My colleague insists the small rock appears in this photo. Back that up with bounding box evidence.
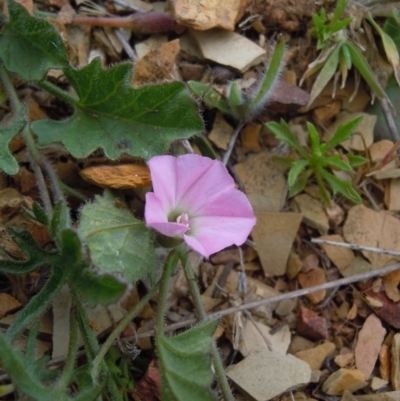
[298,267,326,304]
[297,307,328,341]
[322,368,368,395]
[370,377,389,391]
[295,342,336,370]
[334,351,354,368]
[288,335,315,355]
[226,350,311,401]
[355,314,386,379]
[379,344,391,382]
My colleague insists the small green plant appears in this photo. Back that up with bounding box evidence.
[266,116,366,206]
[188,40,286,121]
[301,0,400,106]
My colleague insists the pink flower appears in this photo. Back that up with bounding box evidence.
[145,154,256,258]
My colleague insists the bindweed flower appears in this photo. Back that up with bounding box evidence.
[145,154,256,258]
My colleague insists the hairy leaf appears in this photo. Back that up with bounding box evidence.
[33,59,203,160]
[0,229,56,274]
[71,271,126,306]
[0,0,68,80]
[187,81,230,114]
[0,110,26,175]
[78,190,156,283]
[157,320,218,401]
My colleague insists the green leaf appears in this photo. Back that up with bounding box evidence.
[307,44,341,106]
[248,41,285,113]
[320,169,362,203]
[266,120,309,158]
[187,81,230,114]
[324,154,353,172]
[0,109,26,175]
[78,190,156,283]
[0,331,51,401]
[306,122,321,153]
[31,202,49,226]
[0,0,68,81]
[330,0,348,26]
[347,153,367,167]
[192,135,217,159]
[326,115,363,150]
[50,201,70,240]
[33,59,203,160]
[346,42,387,99]
[288,160,309,188]
[157,320,218,401]
[71,271,126,306]
[0,229,56,274]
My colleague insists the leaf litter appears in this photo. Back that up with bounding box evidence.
[3,0,400,400]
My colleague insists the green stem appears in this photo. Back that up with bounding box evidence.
[22,125,53,217]
[59,182,89,201]
[36,80,79,105]
[71,286,123,401]
[0,63,21,112]
[40,157,64,203]
[155,250,180,335]
[180,248,235,401]
[91,283,160,382]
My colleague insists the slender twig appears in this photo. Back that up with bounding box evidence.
[222,122,245,166]
[379,97,400,143]
[91,283,160,381]
[312,238,400,257]
[182,250,235,401]
[114,29,137,61]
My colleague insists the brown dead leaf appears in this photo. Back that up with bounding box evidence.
[132,39,180,86]
[252,212,302,277]
[319,234,355,274]
[80,163,151,189]
[343,205,400,268]
[208,113,233,150]
[234,152,287,212]
[355,314,386,379]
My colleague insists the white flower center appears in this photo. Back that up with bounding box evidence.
[176,213,190,228]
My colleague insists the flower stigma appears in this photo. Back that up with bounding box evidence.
[176,213,190,228]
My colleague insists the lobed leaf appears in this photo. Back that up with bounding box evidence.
[266,120,309,158]
[288,160,309,188]
[325,115,363,150]
[320,169,362,203]
[0,0,68,81]
[324,154,353,172]
[157,320,218,401]
[0,109,26,175]
[32,59,203,160]
[78,190,156,283]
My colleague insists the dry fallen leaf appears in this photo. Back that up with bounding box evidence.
[80,163,151,189]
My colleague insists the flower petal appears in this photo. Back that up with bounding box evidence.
[145,193,168,225]
[147,155,177,213]
[184,188,256,258]
[149,222,189,238]
[174,155,235,213]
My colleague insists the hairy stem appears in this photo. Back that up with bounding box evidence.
[181,249,235,401]
[91,283,160,382]
[36,80,79,105]
[0,63,21,112]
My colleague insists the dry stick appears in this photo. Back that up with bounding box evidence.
[129,260,400,341]
[380,97,400,143]
[2,258,397,380]
[222,122,245,166]
[311,238,400,257]
[114,29,137,61]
